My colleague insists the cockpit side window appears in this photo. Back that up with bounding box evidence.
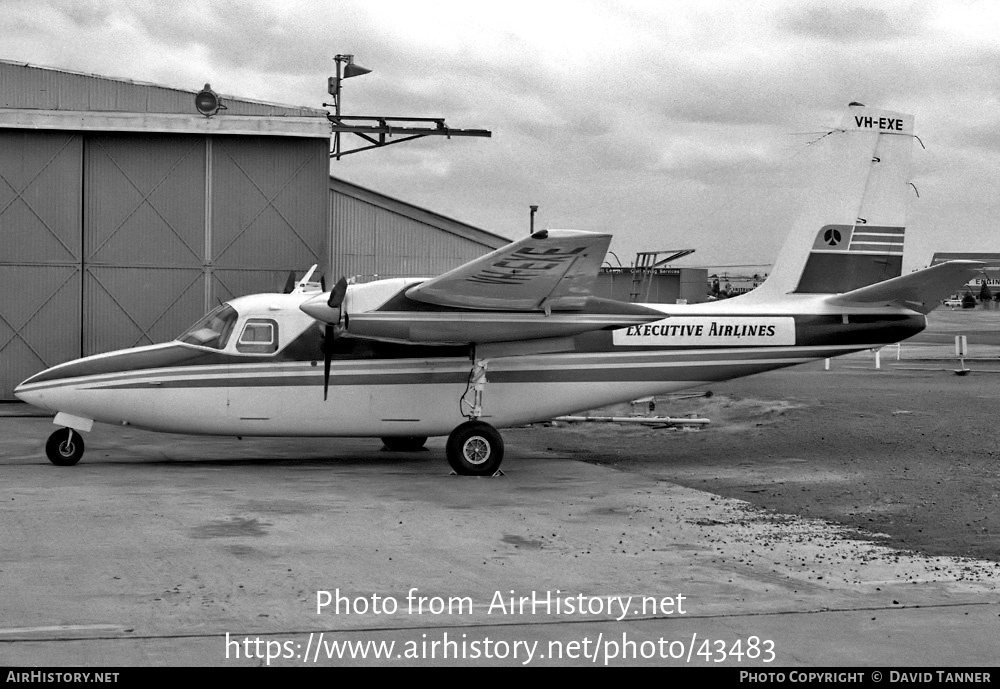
[236,319,279,354]
[176,305,239,350]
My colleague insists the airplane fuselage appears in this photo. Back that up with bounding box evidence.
[15,293,924,439]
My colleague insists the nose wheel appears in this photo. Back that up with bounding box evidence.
[446,421,504,476]
[45,428,85,466]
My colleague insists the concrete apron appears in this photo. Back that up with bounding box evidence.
[1,418,997,666]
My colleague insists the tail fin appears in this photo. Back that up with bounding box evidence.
[747,105,914,299]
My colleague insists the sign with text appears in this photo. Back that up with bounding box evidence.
[613,317,796,347]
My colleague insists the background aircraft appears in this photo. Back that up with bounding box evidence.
[15,105,981,475]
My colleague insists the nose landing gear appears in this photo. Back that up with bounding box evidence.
[45,428,85,466]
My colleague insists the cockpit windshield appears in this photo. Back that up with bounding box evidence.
[176,304,239,350]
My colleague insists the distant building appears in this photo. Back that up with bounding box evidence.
[597,266,708,304]
[705,266,771,298]
[930,253,1000,297]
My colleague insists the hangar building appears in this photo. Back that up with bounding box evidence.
[0,60,507,399]
[596,267,707,304]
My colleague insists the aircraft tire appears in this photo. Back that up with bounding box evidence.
[446,421,504,476]
[45,428,85,466]
[381,436,428,452]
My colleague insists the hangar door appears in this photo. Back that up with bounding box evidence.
[0,132,83,402]
[85,135,328,355]
[84,134,208,355]
[0,132,328,399]
[84,134,327,357]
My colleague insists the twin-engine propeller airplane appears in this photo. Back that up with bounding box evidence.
[15,105,982,475]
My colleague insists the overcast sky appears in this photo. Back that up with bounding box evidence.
[3,0,998,272]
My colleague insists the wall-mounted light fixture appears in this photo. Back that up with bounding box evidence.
[194,84,224,117]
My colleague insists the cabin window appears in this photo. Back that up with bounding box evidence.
[176,305,239,350]
[236,319,279,354]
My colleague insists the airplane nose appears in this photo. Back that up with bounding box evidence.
[13,381,49,411]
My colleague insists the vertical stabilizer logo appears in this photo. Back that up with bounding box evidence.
[812,225,904,256]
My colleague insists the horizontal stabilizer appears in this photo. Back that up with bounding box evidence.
[826,260,983,313]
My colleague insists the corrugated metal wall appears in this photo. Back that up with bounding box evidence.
[0,131,83,398]
[329,193,502,280]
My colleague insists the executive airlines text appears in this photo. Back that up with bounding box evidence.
[614,317,795,347]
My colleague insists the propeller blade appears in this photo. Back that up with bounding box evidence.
[328,276,348,309]
[323,324,334,401]
[282,270,297,294]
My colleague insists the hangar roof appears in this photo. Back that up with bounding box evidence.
[329,176,510,250]
[0,58,326,116]
[0,58,330,138]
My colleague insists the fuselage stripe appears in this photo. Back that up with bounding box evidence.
[24,351,866,392]
[16,343,888,394]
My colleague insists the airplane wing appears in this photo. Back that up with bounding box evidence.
[300,229,666,345]
[826,260,984,313]
[405,229,611,311]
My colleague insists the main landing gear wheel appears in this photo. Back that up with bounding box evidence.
[45,428,85,466]
[381,436,428,452]
[446,421,504,476]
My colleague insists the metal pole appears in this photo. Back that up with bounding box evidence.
[333,56,344,159]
